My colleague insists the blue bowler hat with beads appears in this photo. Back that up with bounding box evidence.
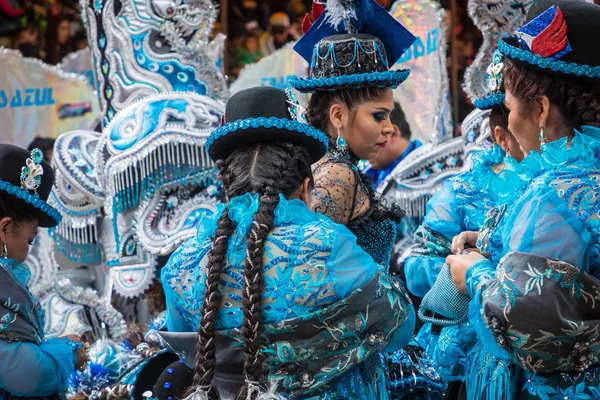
[289,0,416,93]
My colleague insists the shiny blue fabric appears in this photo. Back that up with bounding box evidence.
[405,145,507,299]
[161,193,415,398]
[465,126,600,399]
[0,258,77,398]
[407,144,546,386]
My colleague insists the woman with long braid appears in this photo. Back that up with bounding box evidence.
[156,87,414,400]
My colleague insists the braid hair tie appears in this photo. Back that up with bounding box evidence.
[243,380,287,400]
[182,385,214,400]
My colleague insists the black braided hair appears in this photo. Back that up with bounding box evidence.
[186,160,234,400]
[186,141,313,400]
[504,60,600,131]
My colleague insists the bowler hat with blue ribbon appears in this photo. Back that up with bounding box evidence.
[206,86,328,163]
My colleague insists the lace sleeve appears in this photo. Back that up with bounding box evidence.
[310,158,370,224]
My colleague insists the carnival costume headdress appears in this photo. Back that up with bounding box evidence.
[497,0,600,80]
[0,144,61,227]
[289,0,416,93]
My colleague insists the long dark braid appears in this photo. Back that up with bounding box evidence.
[186,142,313,400]
[186,160,234,400]
[235,186,280,400]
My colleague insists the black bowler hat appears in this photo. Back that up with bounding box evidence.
[289,0,415,93]
[497,0,600,79]
[206,86,328,163]
[0,144,61,227]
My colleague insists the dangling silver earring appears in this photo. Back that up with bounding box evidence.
[335,126,349,159]
[539,125,548,145]
[1,244,7,259]
[506,148,511,158]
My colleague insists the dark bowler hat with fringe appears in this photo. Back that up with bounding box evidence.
[497,0,600,80]
[0,144,61,227]
[289,0,416,93]
[206,86,328,163]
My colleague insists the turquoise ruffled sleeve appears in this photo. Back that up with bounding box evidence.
[404,180,471,298]
[329,223,415,350]
[328,223,381,298]
[0,338,76,396]
[162,234,212,333]
[497,182,596,272]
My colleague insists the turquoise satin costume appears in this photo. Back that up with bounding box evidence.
[463,126,600,399]
[0,258,78,399]
[161,193,415,399]
[404,145,507,299]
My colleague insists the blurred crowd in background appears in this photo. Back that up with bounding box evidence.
[0,0,481,120]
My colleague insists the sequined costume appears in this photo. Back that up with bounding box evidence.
[460,126,600,399]
[403,144,532,385]
[0,258,79,400]
[404,144,506,300]
[161,193,415,399]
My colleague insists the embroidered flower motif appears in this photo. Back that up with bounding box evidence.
[285,88,307,123]
[486,58,505,93]
[20,148,45,195]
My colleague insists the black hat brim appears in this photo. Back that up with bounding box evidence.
[207,118,328,163]
[0,186,61,228]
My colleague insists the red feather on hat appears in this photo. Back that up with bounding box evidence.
[531,6,568,58]
[302,2,326,34]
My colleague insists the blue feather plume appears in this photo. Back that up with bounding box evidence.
[324,0,374,32]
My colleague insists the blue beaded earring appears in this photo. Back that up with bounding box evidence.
[335,126,350,159]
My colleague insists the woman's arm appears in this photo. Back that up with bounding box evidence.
[0,338,76,396]
[466,252,600,374]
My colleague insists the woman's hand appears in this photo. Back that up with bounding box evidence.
[451,231,479,254]
[446,252,484,294]
[63,335,89,370]
[74,345,89,370]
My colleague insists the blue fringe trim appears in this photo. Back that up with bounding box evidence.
[466,341,517,400]
[289,70,411,93]
[468,294,510,361]
[0,178,62,225]
[498,39,600,79]
[206,117,329,155]
[474,92,506,110]
[55,237,103,265]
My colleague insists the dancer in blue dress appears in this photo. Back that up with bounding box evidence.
[403,46,528,398]
[0,144,89,399]
[445,0,600,398]
[158,87,414,400]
